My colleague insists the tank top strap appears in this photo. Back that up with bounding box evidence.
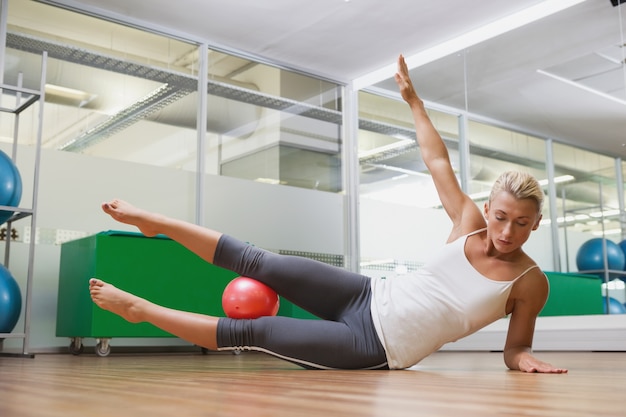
[464,228,541,282]
[512,264,540,281]
[466,227,487,238]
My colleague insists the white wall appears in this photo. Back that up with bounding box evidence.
[360,198,556,271]
[360,199,451,263]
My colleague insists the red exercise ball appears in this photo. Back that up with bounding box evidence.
[222,276,280,319]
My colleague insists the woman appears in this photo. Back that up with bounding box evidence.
[89,55,566,373]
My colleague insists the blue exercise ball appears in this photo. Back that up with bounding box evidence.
[0,150,22,225]
[576,238,625,272]
[603,297,626,314]
[0,264,21,333]
[619,240,626,281]
[619,240,626,265]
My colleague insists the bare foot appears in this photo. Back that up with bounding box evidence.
[89,278,145,323]
[101,199,162,237]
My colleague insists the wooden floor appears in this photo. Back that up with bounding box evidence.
[0,350,624,417]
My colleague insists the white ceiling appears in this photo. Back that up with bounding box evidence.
[43,0,626,159]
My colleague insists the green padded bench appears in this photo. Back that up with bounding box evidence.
[56,231,317,356]
[540,271,604,316]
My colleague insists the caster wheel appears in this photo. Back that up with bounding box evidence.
[95,339,111,357]
[69,338,84,356]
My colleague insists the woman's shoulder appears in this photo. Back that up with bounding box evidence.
[512,264,548,295]
[446,222,487,243]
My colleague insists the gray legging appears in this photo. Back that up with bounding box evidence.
[213,235,389,370]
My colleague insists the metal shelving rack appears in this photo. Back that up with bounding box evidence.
[0,51,46,358]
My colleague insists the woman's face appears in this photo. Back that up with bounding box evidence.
[484,191,542,253]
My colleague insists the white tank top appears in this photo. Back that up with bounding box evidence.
[370,228,540,369]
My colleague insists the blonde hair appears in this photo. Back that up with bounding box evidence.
[489,171,544,213]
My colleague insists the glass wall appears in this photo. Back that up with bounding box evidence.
[357,87,626,313]
[553,143,620,268]
[4,1,343,194]
[4,1,200,169]
[553,142,625,308]
[205,49,342,192]
[467,121,551,269]
[357,95,556,274]
[358,90,459,278]
[357,1,625,321]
